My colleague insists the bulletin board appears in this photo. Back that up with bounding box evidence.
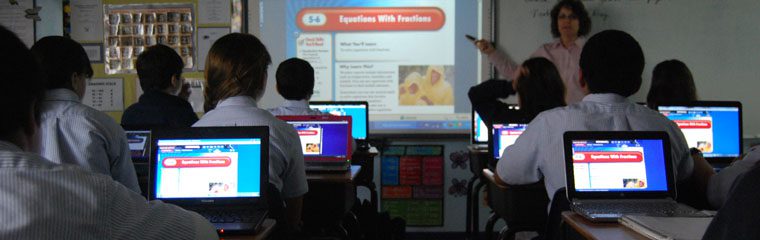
[66,0,243,121]
[381,145,445,226]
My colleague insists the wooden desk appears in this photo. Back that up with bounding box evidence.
[220,218,276,240]
[561,212,647,240]
[306,165,361,183]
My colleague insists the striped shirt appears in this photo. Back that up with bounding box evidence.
[497,94,694,202]
[194,96,308,199]
[0,141,217,239]
[37,89,140,193]
[268,99,325,116]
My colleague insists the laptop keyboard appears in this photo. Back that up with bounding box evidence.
[577,201,697,216]
[189,208,264,223]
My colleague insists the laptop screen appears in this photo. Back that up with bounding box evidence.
[279,116,352,162]
[310,101,368,140]
[569,138,669,193]
[491,123,527,160]
[126,130,150,160]
[472,111,488,144]
[153,138,263,199]
[657,103,741,159]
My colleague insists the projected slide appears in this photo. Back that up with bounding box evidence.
[279,0,478,133]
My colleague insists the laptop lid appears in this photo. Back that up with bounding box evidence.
[489,122,528,162]
[148,127,269,208]
[277,115,353,164]
[563,131,676,200]
[472,111,488,144]
[657,101,742,163]
[126,130,151,163]
[309,101,368,140]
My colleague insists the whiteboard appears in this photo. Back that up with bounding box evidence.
[496,0,760,136]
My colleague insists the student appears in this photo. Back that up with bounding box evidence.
[473,0,591,104]
[268,57,324,116]
[646,59,698,109]
[122,44,198,128]
[31,36,140,193]
[491,30,701,238]
[193,33,308,230]
[0,25,216,239]
[706,146,760,208]
[702,162,760,239]
[469,57,566,126]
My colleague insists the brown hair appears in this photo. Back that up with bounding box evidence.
[204,33,271,112]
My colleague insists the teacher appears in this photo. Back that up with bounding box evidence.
[475,0,591,104]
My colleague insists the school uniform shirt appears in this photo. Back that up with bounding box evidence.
[267,99,325,116]
[194,96,308,199]
[121,90,199,128]
[0,141,217,239]
[496,93,694,203]
[707,146,760,208]
[37,89,140,193]
[487,37,586,104]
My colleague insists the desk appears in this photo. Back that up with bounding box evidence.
[466,145,490,239]
[561,212,647,240]
[220,218,276,240]
[303,165,362,238]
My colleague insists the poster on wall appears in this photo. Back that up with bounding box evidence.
[103,3,195,74]
[381,145,444,226]
[82,78,124,111]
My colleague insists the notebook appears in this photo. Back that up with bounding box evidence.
[277,115,353,171]
[489,122,528,165]
[149,126,269,234]
[563,131,704,222]
[310,101,369,148]
[657,101,742,164]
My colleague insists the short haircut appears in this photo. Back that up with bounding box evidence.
[516,57,566,119]
[0,26,45,138]
[136,44,184,92]
[579,30,645,97]
[276,58,314,100]
[550,0,592,38]
[30,36,93,90]
[204,33,272,112]
[647,59,698,109]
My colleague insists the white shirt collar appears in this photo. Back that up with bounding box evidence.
[44,89,80,102]
[282,99,310,108]
[581,93,629,103]
[216,96,258,108]
[0,140,23,152]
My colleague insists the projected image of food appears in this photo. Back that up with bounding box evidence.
[398,65,454,106]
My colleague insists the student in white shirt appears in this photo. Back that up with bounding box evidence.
[193,33,308,231]
[491,30,710,238]
[30,36,140,193]
[0,25,216,239]
[268,58,325,116]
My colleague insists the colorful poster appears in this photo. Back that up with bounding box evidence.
[381,145,444,226]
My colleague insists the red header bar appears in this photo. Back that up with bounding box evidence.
[572,151,643,163]
[296,7,445,32]
[297,130,319,136]
[162,157,231,168]
[501,130,524,136]
[674,120,712,129]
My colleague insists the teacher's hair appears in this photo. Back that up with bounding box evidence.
[550,0,592,38]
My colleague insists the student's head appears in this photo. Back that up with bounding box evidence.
[516,57,566,119]
[203,33,271,112]
[550,0,591,38]
[0,26,45,149]
[579,30,644,97]
[275,58,314,100]
[30,36,93,97]
[136,44,184,94]
[646,59,698,109]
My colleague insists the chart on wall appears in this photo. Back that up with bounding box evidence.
[103,3,195,74]
[381,145,444,226]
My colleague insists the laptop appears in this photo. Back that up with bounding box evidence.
[489,122,528,166]
[472,104,520,149]
[563,131,704,222]
[657,101,742,164]
[310,101,369,148]
[149,127,269,234]
[277,115,353,171]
